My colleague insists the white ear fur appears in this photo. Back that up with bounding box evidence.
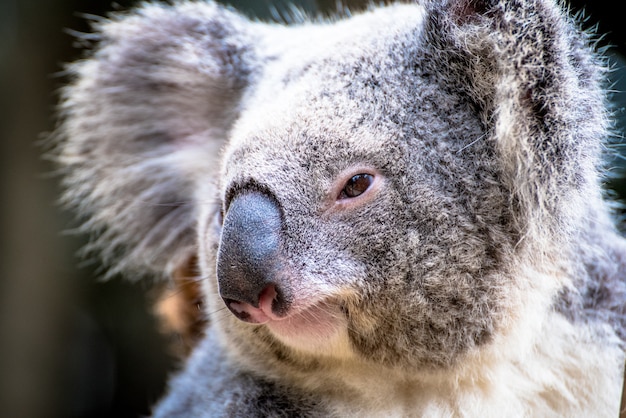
[55,2,259,279]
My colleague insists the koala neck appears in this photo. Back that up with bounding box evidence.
[219,294,623,417]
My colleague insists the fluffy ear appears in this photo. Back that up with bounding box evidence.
[54,2,259,279]
[424,0,608,242]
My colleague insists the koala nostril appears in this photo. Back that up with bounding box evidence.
[222,298,254,322]
[257,284,285,317]
[264,285,289,317]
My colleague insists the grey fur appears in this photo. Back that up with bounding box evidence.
[54,0,626,416]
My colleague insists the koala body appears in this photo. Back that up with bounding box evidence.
[56,0,626,416]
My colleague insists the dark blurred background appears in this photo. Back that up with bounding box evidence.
[0,1,625,417]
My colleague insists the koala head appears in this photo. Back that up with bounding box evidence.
[55,0,616,378]
[202,9,516,369]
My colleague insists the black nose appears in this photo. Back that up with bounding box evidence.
[216,192,289,321]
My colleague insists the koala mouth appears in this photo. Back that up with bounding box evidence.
[227,287,347,351]
[265,304,347,352]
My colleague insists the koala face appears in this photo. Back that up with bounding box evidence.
[192,10,521,370]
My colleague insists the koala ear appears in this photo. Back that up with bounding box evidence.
[55,2,258,279]
[437,0,498,23]
[424,0,607,241]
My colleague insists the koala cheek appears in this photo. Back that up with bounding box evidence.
[216,192,291,323]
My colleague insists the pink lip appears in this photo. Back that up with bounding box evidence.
[230,290,345,351]
[265,301,343,344]
[231,294,341,339]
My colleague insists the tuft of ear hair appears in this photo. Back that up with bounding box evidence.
[54,2,258,280]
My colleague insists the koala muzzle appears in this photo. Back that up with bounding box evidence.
[216,192,290,323]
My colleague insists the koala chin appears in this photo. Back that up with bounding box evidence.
[54,0,626,416]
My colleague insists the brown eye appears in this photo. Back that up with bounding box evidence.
[340,174,374,199]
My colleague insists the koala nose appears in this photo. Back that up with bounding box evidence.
[216,192,289,323]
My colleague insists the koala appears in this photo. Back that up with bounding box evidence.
[54,0,626,416]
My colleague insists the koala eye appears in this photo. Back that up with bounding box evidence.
[339,174,374,199]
